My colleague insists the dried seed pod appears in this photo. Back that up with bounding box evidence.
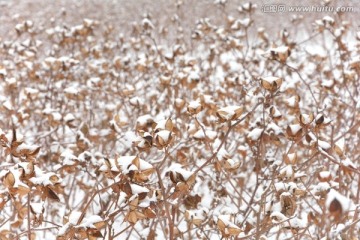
[315,113,331,128]
[114,113,128,128]
[3,172,15,188]
[247,128,263,142]
[322,16,335,27]
[307,211,320,226]
[153,118,174,132]
[193,129,217,141]
[126,211,138,224]
[318,140,331,151]
[349,59,360,70]
[299,113,314,125]
[286,124,303,140]
[187,100,203,115]
[270,105,282,119]
[185,210,206,226]
[175,98,186,110]
[269,46,291,62]
[334,137,346,157]
[280,192,297,216]
[223,158,240,171]
[130,183,149,200]
[318,171,332,182]
[279,165,294,180]
[216,106,243,123]
[340,158,357,176]
[284,152,297,165]
[154,130,173,148]
[46,187,60,202]
[217,215,242,237]
[143,207,156,218]
[285,95,300,108]
[184,194,201,209]
[328,198,342,221]
[326,190,351,222]
[261,76,282,92]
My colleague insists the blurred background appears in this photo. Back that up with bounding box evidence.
[0,0,358,39]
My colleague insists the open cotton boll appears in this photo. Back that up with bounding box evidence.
[247,128,263,141]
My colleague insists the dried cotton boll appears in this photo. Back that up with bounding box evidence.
[185,209,207,226]
[159,73,171,85]
[317,171,332,182]
[260,76,282,92]
[216,106,243,123]
[285,95,300,108]
[299,113,314,126]
[238,2,257,13]
[187,100,203,115]
[284,152,297,165]
[217,215,242,237]
[280,192,297,216]
[223,158,241,171]
[286,124,303,141]
[334,137,345,157]
[340,158,357,177]
[326,189,352,222]
[247,128,263,142]
[154,130,173,149]
[174,98,186,110]
[193,129,217,141]
[269,46,291,62]
[322,16,335,27]
[269,106,282,120]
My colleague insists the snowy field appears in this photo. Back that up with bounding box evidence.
[0,0,359,239]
